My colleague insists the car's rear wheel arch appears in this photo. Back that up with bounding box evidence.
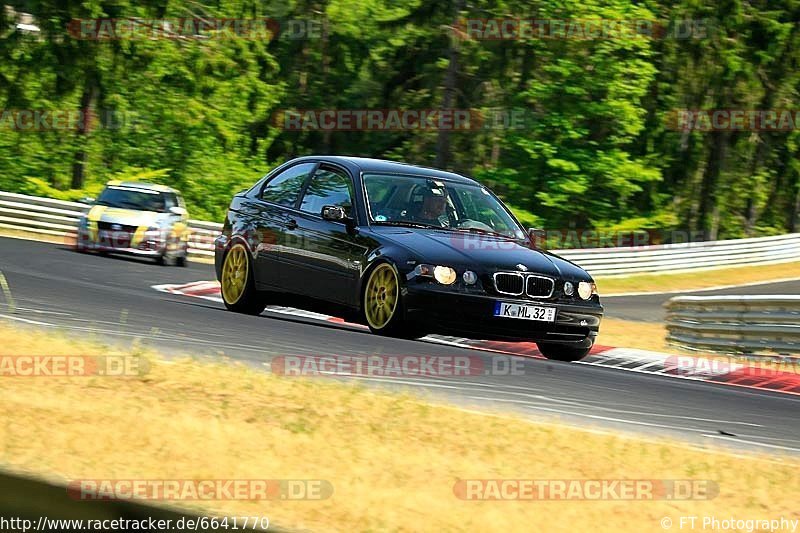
[224,233,256,259]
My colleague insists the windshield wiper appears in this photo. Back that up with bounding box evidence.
[372,220,452,231]
[454,226,514,239]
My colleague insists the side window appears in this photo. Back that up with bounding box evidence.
[299,167,354,217]
[260,163,316,207]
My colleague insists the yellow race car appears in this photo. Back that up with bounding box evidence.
[76,181,190,266]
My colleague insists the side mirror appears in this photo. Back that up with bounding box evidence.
[321,205,349,223]
[169,206,188,216]
[528,227,546,249]
[77,196,95,205]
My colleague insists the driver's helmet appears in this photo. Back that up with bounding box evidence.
[411,182,447,214]
[149,196,165,212]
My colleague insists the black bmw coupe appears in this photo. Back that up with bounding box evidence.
[215,156,603,361]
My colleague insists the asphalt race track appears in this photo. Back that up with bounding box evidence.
[2,236,800,455]
[603,279,800,322]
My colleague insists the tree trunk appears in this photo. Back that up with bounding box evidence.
[791,175,800,233]
[697,131,728,240]
[743,137,768,236]
[70,79,98,189]
[435,0,464,169]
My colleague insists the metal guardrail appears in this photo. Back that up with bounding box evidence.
[665,295,800,355]
[2,190,800,273]
[0,191,221,261]
[556,233,800,276]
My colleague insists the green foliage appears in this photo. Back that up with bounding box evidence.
[1,0,799,238]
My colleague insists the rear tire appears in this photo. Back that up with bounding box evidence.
[537,342,591,362]
[221,242,267,315]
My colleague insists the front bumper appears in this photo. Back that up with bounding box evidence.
[76,228,166,257]
[404,284,603,347]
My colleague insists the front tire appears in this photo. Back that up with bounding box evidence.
[537,342,591,362]
[362,262,422,338]
[175,242,188,267]
[221,242,267,315]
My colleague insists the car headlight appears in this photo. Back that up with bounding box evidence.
[412,264,458,285]
[578,281,597,300]
[433,266,457,285]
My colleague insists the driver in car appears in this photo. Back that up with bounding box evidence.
[416,187,450,227]
[148,196,165,212]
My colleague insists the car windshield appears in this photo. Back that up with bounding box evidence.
[95,186,168,212]
[363,173,527,239]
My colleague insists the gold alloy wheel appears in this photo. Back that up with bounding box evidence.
[221,244,248,305]
[364,263,399,330]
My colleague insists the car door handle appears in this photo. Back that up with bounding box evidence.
[285,219,298,230]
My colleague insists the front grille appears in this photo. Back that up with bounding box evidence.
[96,222,137,248]
[493,272,525,295]
[526,275,555,298]
[493,272,555,299]
[97,222,137,233]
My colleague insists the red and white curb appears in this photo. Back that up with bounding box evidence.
[152,281,800,396]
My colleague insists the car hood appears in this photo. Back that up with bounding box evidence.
[86,205,165,227]
[372,227,591,280]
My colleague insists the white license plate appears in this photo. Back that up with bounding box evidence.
[493,301,556,322]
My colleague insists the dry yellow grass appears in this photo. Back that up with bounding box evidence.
[598,318,675,352]
[596,261,800,295]
[1,322,798,532]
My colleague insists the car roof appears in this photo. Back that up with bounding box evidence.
[292,156,479,185]
[105,180,180,194]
